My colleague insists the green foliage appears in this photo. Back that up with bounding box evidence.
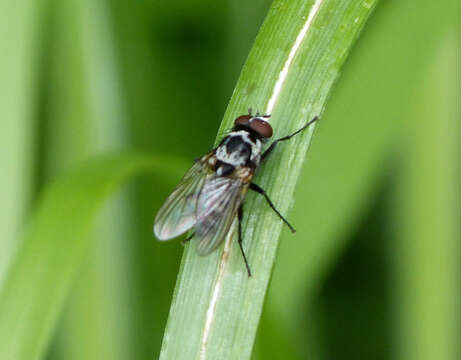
[256,1,461,359]
[0,154,186,360]
[160,0,378,359]
[0,0,460,359]
[393,32,460,360]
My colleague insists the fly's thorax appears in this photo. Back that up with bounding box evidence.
[215,130,262,169]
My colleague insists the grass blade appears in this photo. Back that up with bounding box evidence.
[160,0,378,359]
[0,0,42,283]
[259,0,461,357]
[0,153,187,360]
[43,0,132,358]
[393,30,460,360]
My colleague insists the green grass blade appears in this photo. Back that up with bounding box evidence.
[108,2,243,356]
[393,30,460,360]
[258,0,461,357]
[160,0,378,359]
[43,0,132,358]
[0,0,42,282]
[0,153,187,360]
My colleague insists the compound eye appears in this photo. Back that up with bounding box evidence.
[250,118,273,138]
[234,115,252,126]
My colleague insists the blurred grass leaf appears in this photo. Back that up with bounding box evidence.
[258,0,461,358]
[160,0,378,359]
[0,153,187,360]
[42,0,134,358]
[0,0,42,283]
[393,30,460,360]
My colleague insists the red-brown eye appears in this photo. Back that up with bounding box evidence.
[250,118,273,138]
[234,115,252,125]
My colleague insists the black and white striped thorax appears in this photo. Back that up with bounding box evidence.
[214,129,263,177]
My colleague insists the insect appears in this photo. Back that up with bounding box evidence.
[154,110,318,276]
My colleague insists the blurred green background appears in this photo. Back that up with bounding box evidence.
[1,0,460,359]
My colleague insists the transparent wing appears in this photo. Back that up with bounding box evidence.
[154,160,208,240]
[195,176,245,255]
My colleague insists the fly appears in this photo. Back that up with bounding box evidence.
[154,110,318,277]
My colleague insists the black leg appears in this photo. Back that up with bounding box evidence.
[261,116,318,162]
[238,204,252,277]
[249,183,296,233]
[181,232,194,246]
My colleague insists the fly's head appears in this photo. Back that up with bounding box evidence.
[232,113,273,142]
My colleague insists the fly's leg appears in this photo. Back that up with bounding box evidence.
[261,116,318,162]
[249,183,296,233]
[181,232,194,246]
[238,204,252,277]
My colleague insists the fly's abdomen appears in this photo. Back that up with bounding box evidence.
[214,161,234,177]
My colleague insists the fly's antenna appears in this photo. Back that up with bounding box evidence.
[248,107,271,122]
